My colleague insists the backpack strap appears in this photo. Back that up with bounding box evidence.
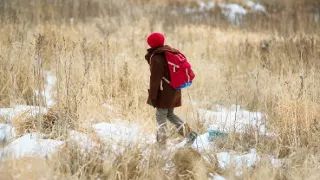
[167,62,179,72]
[162,77,170,83]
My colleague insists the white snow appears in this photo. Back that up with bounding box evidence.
[199,2,215,11]
[247,1,269,15]
[271,157,282,168]
[183,1,270,25]
[0,133,64,160]
[103,103,114,111]
[44,72,56,107]
[314,12,319,23]
[34,72,56,107]
[216,149,260,175]
[210,173,226,180]
[192,132,212,150]
[171,132,212,152]
[185,7,196,14]
[198,105,266,135]
[69,130,95,150]
[93,120,155,150]
[219,3,247,24]
[0,124,13,144]
[215,148,282,175]
[0,105,47,122]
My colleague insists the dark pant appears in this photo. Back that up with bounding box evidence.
[156,108,190,143]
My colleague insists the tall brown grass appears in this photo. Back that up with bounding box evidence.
[1,0,320,179]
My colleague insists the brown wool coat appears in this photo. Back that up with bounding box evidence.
[145,45,182,109]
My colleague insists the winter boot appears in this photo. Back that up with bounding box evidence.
[177,123,191,137]
[186,131,198,145]
[156,130,167,148]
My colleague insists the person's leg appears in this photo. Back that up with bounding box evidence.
[167,108,191,137]
[156,108,168,144]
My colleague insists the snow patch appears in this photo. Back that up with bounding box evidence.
[215,148,282,175]
[103,103,114,111]
[69,130,95,150]
[217,149,260,175]
[0,105,47,122]
[185,7,196,13]
[0,133,64,160]
[0,124,13,144]
[314,8,319,23]
[199,2,215,11]
[219,3,247,25]
[198,105,266,135]
[45,72,56,107]
[34,72,56,107]
[247,1,269,15]
[209,173,226,180]
[93,120,155,151]
[271,157,282,168]
[192,132,212,150]
[171,132,212,152]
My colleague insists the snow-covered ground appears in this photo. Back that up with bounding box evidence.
[198,104,267,135]
[34,71,56,107]
[220,3,248,25]
[0,70,281,178]
[0,110,281,179]
[181,1,270,25]
[93,119,156,152]
[199,2,215,12]
[44,72,56,107]
[0,71,57,148]
[0,105,47,122]
[0,133,64,161]
[69,130,96,151]
[0,124,13,144]
[211,174,226,180]
[0,71,55,123]
[217,149,259,175]
[247,1,268,15]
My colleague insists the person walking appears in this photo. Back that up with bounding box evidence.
[144,32,197,146]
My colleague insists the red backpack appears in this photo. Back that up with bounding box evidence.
[151,51,195,90]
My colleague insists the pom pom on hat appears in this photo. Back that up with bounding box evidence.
[147,32,165,48]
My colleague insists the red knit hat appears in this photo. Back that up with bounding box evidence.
[147,32,165,48]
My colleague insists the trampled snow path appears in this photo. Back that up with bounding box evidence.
[0,133,64,161]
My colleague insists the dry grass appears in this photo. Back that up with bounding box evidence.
[173,147,220,180]
[12,107,64,138]
[0,157,54,180]
[1,0,320,179]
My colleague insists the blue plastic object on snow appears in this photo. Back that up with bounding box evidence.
[207,129,228,141]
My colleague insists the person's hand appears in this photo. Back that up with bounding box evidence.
[151,99,157,108]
